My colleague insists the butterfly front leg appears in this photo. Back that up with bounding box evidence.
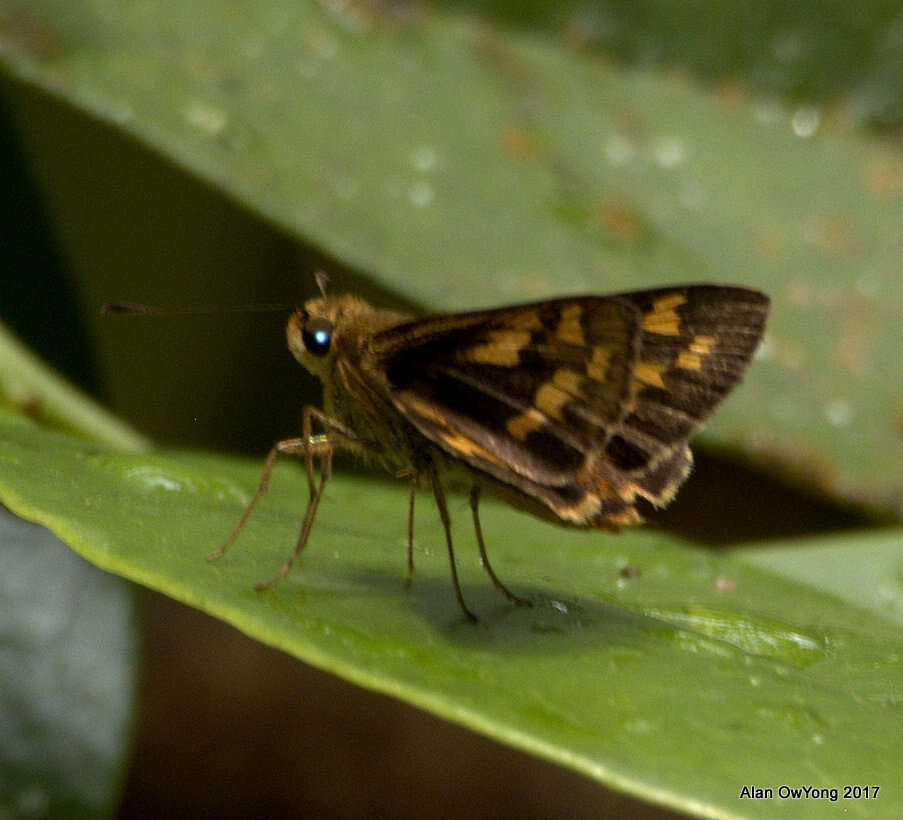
[400,472,416,582]
[207,405,373,591]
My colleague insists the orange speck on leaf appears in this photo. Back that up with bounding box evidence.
[499,126,541,161]
[596,202,645,246]
[863,155,903,196]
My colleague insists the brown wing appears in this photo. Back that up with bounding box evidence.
[371,286,769,530]
[574,285,770,528]
[371,297,643,487]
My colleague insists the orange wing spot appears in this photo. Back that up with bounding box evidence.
[400,391,448,425]
[677,333,717,370]
[535,382,569,421]
[641,293,685,336]
[565,459,641,525]
[553,367,584,393]
[463,330,531,365]
[534,368,584,420]
[586,345,613,382]
[508,310,544,332]
[689,334,715,356]
[676,350,703,371]
[402,391,507,467]
[634,360,667,389]
[599,507,643,528]
[617,482,640,502]
[506,407,546,440]
[557,488,603,524]
[555,303,585,346]
[439,431,504,465]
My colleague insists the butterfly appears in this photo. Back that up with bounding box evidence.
[209,274,769,620]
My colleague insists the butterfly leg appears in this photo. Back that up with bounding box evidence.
[470,486,532,608]
[207,405,368,591]
[405,475,416,582]
[427,462,478,622]
[253,441,332,591]
[205,436,319,563]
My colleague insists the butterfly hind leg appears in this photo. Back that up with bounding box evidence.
[470,486,532,608]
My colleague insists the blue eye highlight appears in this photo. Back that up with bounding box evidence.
[302,317,333,356]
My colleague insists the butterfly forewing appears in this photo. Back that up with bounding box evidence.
[374,298,643,485]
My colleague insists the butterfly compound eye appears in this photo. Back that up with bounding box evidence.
[302,317,333,356]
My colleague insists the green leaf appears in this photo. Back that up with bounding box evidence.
[0,506,137,820]
[0,321,149,451]
[434,1,903,125]
[1,406,900,819]
[2,1,903,514]
[732,528,903,628]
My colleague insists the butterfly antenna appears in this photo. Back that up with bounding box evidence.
[314,269,330,297]
[100,302,290,317]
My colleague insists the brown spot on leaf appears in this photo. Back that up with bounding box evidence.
[806,214,862,260]
[714,81,749,113]
[863,155,903,196]
[0,4,60,59]
[596,202,645,246]
[753,228,783,259]
[499,126,542,161]
[831,329,876,376]
[783,278,816,308]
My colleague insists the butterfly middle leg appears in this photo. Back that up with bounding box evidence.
[426,466,532,621]
[405,474,417,581]
[427,462,478,622]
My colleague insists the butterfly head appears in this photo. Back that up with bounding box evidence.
[286,294,409,378]
[287,298,341,378]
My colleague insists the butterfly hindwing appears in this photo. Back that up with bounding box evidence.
[571,285,770,526]
[604,285,770,495]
